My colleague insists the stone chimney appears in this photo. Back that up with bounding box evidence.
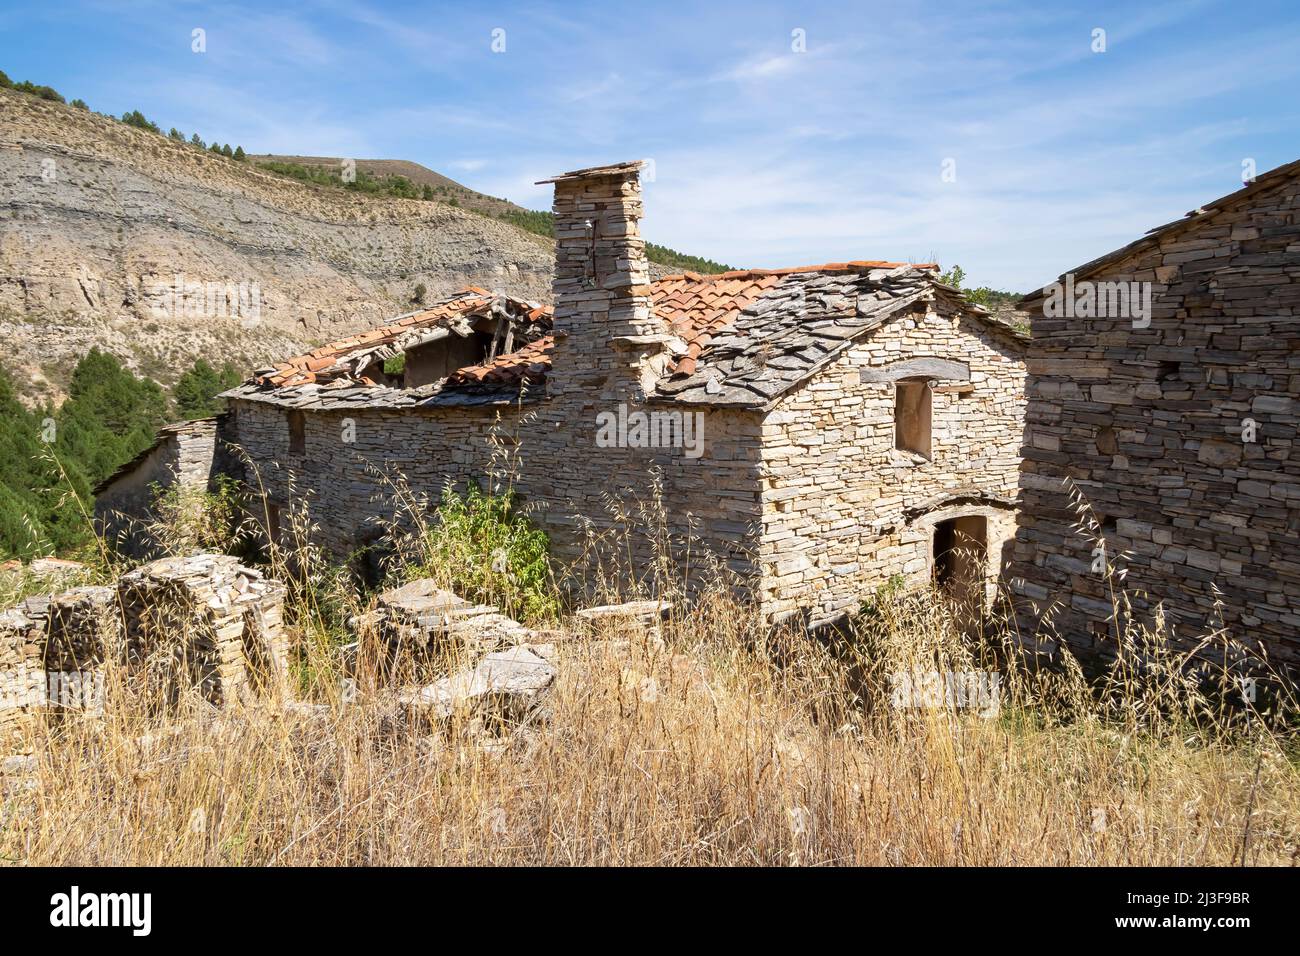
[537,161,677,402]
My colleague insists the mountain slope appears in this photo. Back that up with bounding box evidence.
[0,89,556,403]
[253,154,525,218]
[252,155,735,274]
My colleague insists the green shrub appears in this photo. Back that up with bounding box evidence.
[12,80,64,103]
[407,482,558,623]
[121,110,160,133]
[174,359,242,420]
[147,474,245,557]
[383,353,406,377]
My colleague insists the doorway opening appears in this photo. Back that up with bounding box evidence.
[933,515,988,628]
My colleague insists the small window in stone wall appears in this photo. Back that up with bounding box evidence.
[895,379,932,459]
[287,409,306,455]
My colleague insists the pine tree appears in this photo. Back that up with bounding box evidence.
[174,359,241,420]
[54,349,169,488]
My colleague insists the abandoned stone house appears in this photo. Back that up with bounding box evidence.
[97,161,1028,626]
[93,418,230,554]
[1008,158,1300,667]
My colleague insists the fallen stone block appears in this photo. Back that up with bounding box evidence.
[400,644,556,722]
[575,600,672,626]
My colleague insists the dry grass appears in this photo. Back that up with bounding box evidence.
[2,460,1297,867]
[3,577,1296,866]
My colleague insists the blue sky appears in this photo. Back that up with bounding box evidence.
[3,0,1299,291]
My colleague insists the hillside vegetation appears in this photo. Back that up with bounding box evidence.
[0,355,238,559]
[254,155,734,274]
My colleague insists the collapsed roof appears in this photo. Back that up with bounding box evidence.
[254,288,551,389]
[225,262,1024,412]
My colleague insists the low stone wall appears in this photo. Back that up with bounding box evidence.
[0,554,290,752]
[119,555,289,704]
[0,600,46,751]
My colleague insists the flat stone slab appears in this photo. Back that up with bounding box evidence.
[575,600,672,623]
[401,645,556,719]
[378,579,469,616]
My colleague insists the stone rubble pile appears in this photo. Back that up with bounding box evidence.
[372,577,538,661]
[0,554,290,752]
[374,582,666,735]
[119,554,288,703]
[399,644,557,723]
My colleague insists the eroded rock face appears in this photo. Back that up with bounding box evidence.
[0,89,555,403]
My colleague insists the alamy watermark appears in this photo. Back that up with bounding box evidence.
[1,669,104,713]
[146,273,262,325]
[890,669,1001,717]
[1042,273,1152,328]
[50,886,151,936]
[595,404,704,458]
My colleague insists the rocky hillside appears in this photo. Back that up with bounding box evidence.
[252,154,525,218]
[0,89,557,403]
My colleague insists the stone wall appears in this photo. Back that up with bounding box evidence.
[227,163,767,601]
[227,299,1026,623]
[0,554,290,752]
[1007,172,1300,665]
[223,163,1028,623]
[758,302,1026,625]
[95,418,226,557]
[0,600,45,750]
[226,396,765,597]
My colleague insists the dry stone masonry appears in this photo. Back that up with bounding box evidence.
[1009,159,1300,666]
[0,554,290,752]
[104,160,1029,629]
[0,600,46,750]
[119,555,289,703]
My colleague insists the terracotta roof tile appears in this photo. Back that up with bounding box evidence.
[444,335,554,391]
[244,261,941,402]
[255,289,550,387]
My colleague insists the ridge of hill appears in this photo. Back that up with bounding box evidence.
[0,88,567,404]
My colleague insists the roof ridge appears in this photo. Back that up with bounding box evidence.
[1020,156,1300,301]
[655,261,938,283]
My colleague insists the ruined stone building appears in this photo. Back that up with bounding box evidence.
[1008,159,1300,667]
[99,161,1027,626]
[93,418,230,556]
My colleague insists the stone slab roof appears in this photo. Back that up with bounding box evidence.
[655,265,946,406]
[535,160,646,184]
[225,262,1021,413]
